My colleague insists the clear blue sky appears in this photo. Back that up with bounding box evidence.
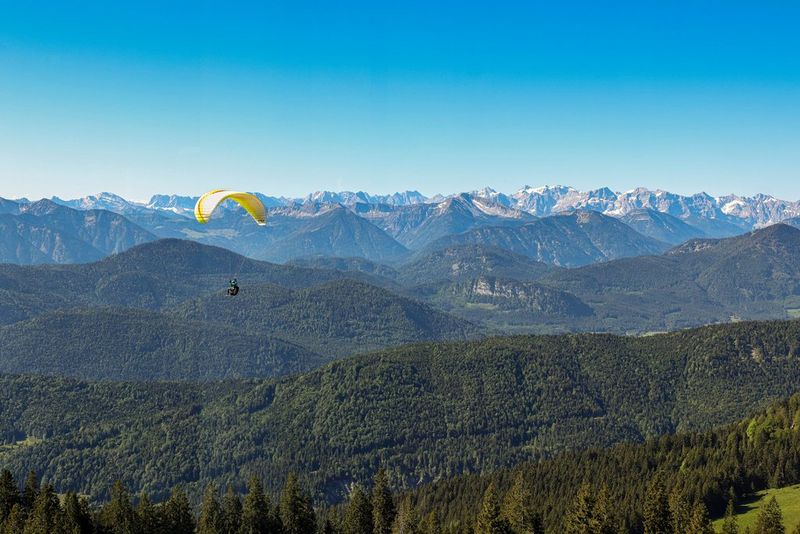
[0,1,798,201]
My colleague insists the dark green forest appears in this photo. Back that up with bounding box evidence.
[2,319,800,507]
[171,279,478,357]
[6,393,800,533]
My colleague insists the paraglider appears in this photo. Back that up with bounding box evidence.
[194,189,267,296]
[228,278,240,296]
[194,189,267,226]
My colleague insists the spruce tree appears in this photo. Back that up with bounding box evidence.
[420,510,442,534]
[0,469,19,525]
[222,484,243,534]
[563,481,593,534]
[391,496,419,534]
[343,485,373,534]
[687,501,714,534]
[136,492,159,534]
[668,485,691,534]
[755,496,785,534]
[163,486,196,534]
[22,483,63,534]
[372,470,395,534]
[198,484,225,534]
[474,483,510,534]
[280,473,316,534]
[62,493,92,534]
[722,497,740,534]
[589,485,616,534]
[21,471,38,512]
[643,477,670,534]
[240,475,273,534]
[98,480,138,534]
[502,473,542,534]
[2,504,25,534]
[322,517,339,534]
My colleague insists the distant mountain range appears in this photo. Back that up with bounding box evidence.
[0,199,155,264]
[1,185,798,266]
[424,210,668,267]
[42,184,798,230]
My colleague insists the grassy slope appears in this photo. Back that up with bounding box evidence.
[712,484,800,532]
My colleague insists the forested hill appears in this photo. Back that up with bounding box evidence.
[4,390,800,534]
[408,393,800,533]
[1,319,800,503]
[538,223,800,332]
[170,279,478,357]
[0,238,393,324]
[0,283,477,380]
[0,308,326,380]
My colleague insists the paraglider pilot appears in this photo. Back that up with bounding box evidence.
[228,278,239,296]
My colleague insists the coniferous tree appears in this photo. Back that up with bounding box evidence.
[320,517,339,534]
[589,485,616,534]
[722,497,740,534]
[222,484,243,534]
[391,496,419,534]
[372,470,395,534]
[502,473,542,534]
[643,477,670,534]
[2,504,25,534]
[755,497,785,534]
[136,492,159,534]
[687,501,714,534]
[280,473,316,534]
[475,483,510,534]
[21,472,38,512]
[322,517,339,534]
[198,484,225,534]
[62,493,92,534]
[98,480,138,534]
[162,486,195,534]
[240,475,273,534]
[343,485,373,534]
[22,483,62,534]
[0,470,19,526]
[419,510,441,534]
[668,485,690,534]
[563,481,593,534]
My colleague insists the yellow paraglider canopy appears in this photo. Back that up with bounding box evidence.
[194,189,267,226]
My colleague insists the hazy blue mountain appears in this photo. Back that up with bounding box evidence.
[359,194,535,250]
[258,207,409,263]
[50,191,148,216]
[0,200,155,264]
[0,197,20,214]
[618,208,706,244]
[783,216,800,230]
[426,210,668,267]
